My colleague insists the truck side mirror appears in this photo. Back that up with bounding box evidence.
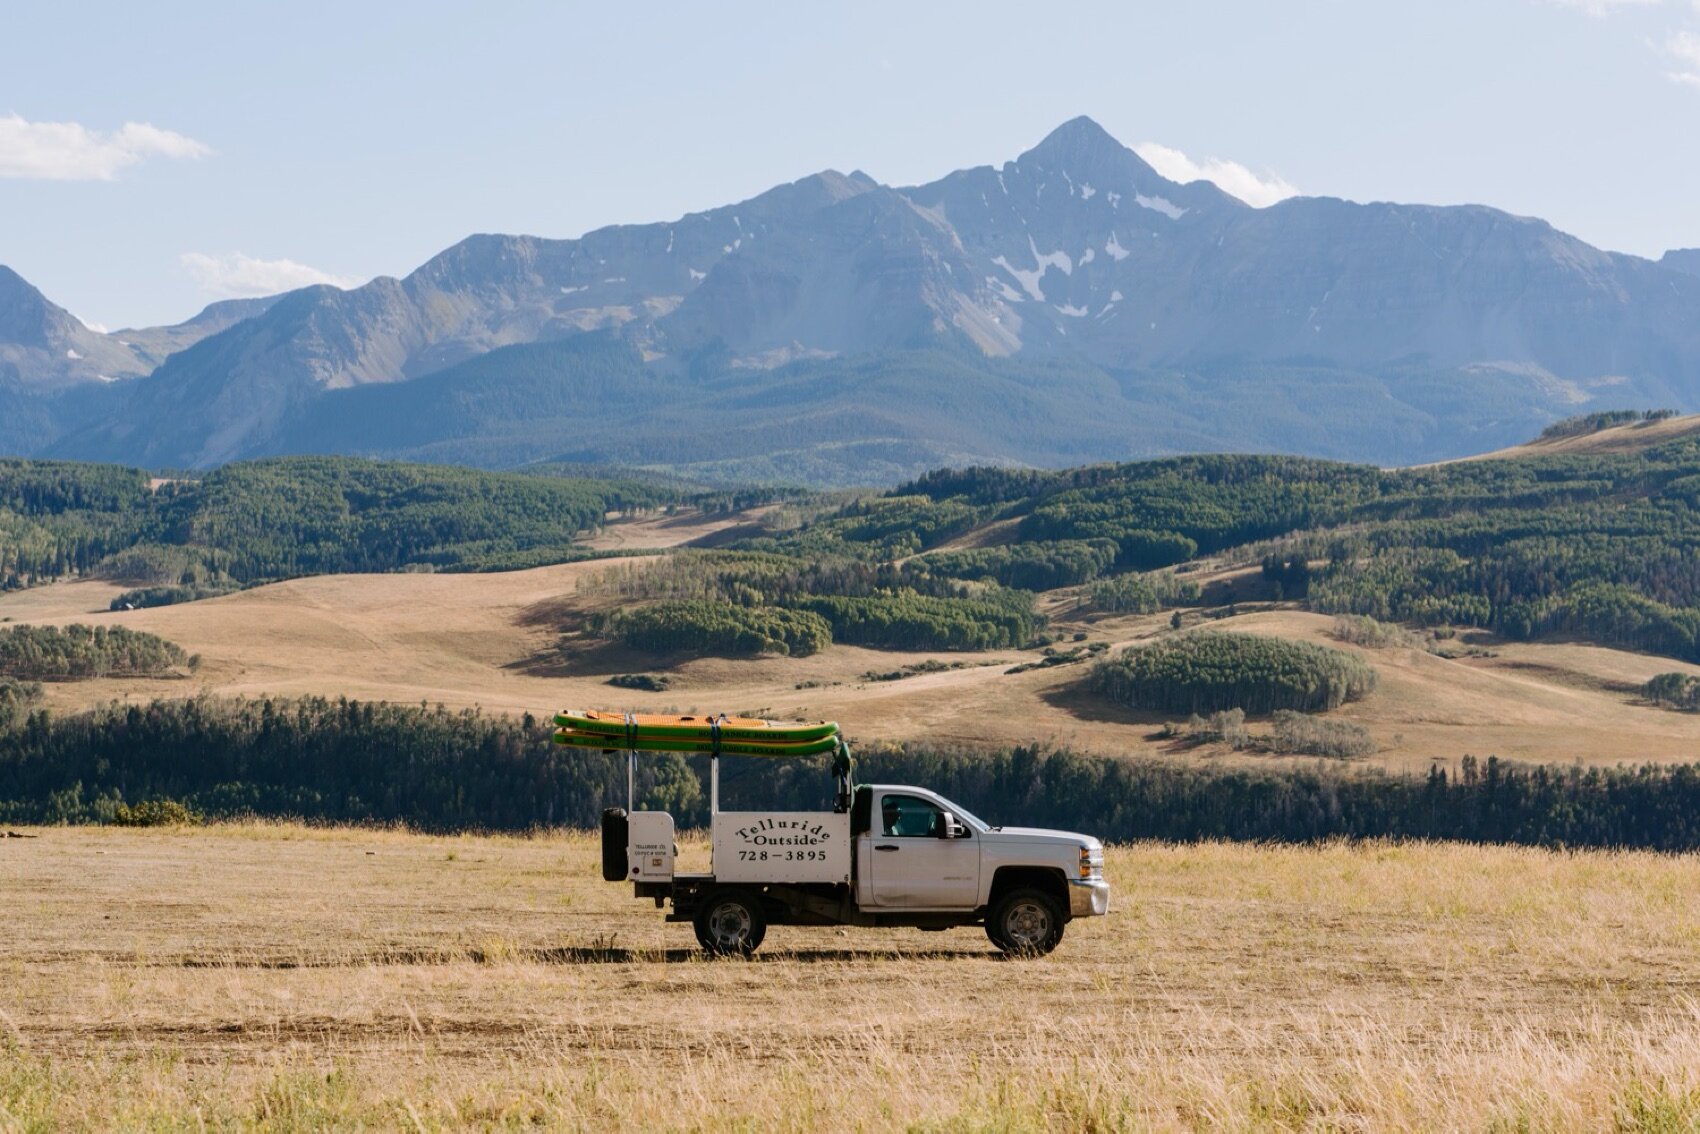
[941,812,967,839]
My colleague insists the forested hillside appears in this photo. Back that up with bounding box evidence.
[729,430,1700,664]
[17,422,1700,668]
[0,456,688,594]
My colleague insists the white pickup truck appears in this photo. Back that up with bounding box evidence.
[603,754,1110,956]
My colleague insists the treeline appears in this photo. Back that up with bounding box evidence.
[110,583,240,611]
[11,697,1700,849]
[0,455,692,593]
[791,592,1036,651]
[586,551,1044,654]
[1090,632,1377,715]
[0,624,189,680]
[1088,571,1201,614]
[1538,409,1676,441]
[1644,672,1700,711]
[602,601,833,657]
[917,539,1119,591]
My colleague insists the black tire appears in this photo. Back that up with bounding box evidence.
[987,888,1064,956]
[693,889,767,956]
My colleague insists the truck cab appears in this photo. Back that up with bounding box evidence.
[852,784,1109,927]
[614,780,1109,957]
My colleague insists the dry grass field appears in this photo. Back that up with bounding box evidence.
[5,548,1700,772]
[6,824,1700,1129]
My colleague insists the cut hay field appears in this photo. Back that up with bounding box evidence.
[5,549,1700,772]
[5,824,1700,1129]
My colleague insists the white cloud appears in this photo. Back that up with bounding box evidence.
[1667,29,1700,85]
[1547,0,1662,16]
[1133,142,1300,208]
[0,113,210,180]
[180,252,359,299]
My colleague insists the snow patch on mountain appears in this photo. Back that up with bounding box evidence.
[1135,194,1186,220]
[993,237,1075,302]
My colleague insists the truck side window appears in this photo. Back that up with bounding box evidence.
[880,794,943,838]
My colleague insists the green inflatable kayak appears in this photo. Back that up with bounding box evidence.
[553,727,841,759]
[553,709,839,745]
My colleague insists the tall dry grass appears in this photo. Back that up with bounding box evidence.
[5,826,1700,1130]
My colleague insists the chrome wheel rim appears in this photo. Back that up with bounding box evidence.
[1005,900,1051,950]
[707,901,753,950]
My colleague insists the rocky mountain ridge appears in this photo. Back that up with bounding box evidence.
[6,116,1700,479]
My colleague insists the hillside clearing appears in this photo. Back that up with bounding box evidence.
[5,555,1700,771]
[4,825,1700,1128]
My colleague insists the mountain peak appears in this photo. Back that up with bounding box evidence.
[1023,116,1129,163]
[1011,115,1187,196]
[1661,248,1700,279]
[0,263,72,348]
[0,264,46,303]
[1040,115,1119,145]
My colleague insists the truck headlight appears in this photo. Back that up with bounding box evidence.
[1078,845,1104,879]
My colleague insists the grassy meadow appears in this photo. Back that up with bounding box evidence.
[5,825,1700,1130]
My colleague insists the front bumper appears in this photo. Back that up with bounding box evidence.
[1068,877,1111,918]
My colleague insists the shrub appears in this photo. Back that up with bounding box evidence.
[1331,614,1425,651]
[1089,631,1378,715]
[608,673,671,692]
[1187,708,1250,749]
[111,798,200,827]
[1269,710,1375,758]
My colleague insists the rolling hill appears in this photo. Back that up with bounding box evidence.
[6,513,1700,773]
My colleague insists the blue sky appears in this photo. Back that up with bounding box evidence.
[3,0,1698,330]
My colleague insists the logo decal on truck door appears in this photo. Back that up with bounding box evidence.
[733,818,835,846]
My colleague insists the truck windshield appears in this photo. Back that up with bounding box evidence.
[936,795,989,832]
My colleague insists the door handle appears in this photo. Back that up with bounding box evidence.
[875,844,899,852]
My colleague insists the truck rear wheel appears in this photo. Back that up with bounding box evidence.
[694,889,767,956]
[987,888,1064,956]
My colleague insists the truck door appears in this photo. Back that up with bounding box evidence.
[864,792,980,909]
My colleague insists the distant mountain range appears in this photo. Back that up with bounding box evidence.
[6,116,1700,484]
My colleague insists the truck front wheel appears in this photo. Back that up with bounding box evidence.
[987,888,1064,956]
[694,889,767,956]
